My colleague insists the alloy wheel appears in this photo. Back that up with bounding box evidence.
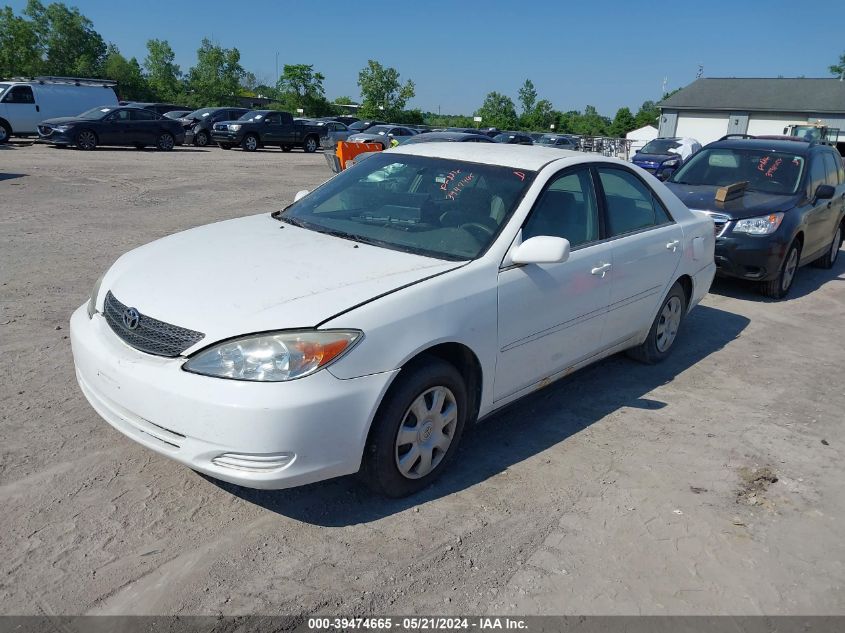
[655,296,682,353]
[305,137,317,152]
[394,386,458,479]
[195,131,208,147]
[0,126,8,142]
[782,247,799,292]
[77,130,96,150]
[831,227,842,265]
[158,133,174,151]
[244,136,258,151]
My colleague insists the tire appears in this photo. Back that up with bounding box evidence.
[760,240,800,299]
[302,135,318,153]
[811,223,842,270]
[627,281,687,364]
[75,129,97,151]
[281,145,293,152]
[156,132,175,151]
[218,143,232,150]
[0,121,10,144]
[241,134,259,152]
[361,357,469,497]
[194,130,209,147]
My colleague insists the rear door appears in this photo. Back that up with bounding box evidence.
[1,85,40,133]
[595,165,684,348]
[130,108,159,144]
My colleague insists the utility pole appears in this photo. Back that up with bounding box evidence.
[662,76,668,96]
[275,52,279,81]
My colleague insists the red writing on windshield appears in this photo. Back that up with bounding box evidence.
[446,173,475,200]
[758,156,782,178]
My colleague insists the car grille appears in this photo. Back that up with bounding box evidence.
[213,123,228,132]
[103,291,204,357]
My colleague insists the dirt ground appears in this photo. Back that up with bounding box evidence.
[1,142,844,617]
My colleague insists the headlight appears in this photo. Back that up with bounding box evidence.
[662,158,680,167]
[183,330,363,382]
[54,125,71,132]
[733,213,784,236]
[228,124,241,132]
[87,273,105,318]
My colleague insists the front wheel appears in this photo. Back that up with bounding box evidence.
[627,281,686,364]
[303,136,318,153]
[241,134,259,152]
[75,129,97,151]
[156,132,175,151]
[760,241,800,299]
[194,130,209,147]
[361,357,468,497]
[0,121,10,144]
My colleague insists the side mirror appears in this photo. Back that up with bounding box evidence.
[815,184,835,200]
[294,189,309,202]
[511,236,571,265]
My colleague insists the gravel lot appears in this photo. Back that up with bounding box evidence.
[1,142,844,617]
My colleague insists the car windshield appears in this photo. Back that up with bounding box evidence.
[0,83,9,97]
[77,106,115,120]
[640,139,681,154]
[185,108,215,119]
[363,125,391,135]
[278,153,536,260]
[238,110,262,121]
[669,148,806,195]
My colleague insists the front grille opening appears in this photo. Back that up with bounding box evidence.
[103,291,204,357]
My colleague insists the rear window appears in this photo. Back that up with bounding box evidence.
[670,147,806,195]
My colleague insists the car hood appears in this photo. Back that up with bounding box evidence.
[41,116,87,125]
[665,184,801,219]
[103,214,461,349]
[632,153,678,165]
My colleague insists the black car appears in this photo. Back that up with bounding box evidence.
[401,131,494,144]
[36,105,186,151]
[632,137,686,179]
[179,107,250,147]
[666,137,845,298]
[493,131,534,145]
[125,102,192,115]
[210,110,323,152]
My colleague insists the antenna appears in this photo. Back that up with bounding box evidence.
[662,76,668,95]
[697,64,704,78]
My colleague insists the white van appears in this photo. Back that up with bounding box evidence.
[0,77,119,142]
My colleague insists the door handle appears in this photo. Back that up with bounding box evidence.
[35,105,40,112]
[591,263,612,277]
[666,239,680,252]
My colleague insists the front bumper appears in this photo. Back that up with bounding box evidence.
[211,131,242,145]
[37,129,74,145]
[70,304,397,489]
[713,230,789,281]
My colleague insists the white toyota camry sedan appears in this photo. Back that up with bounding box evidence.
[71,143,716,497]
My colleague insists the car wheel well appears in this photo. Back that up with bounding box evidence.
[401,344,482,424]
[675,274,692,308]
[793,231,804,250]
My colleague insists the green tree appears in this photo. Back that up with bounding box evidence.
[633,100,659,128]
[144,39,182,102]
[24,0,106,76]
[830,51,845,77]
[522,98,555,131]
[609,106,636,137]
[185,38,245,106]
[518,79,537,114]
[275,63,333,116]
[102,44,150,101]
[357,60,415,119]
[475,91,518,130]
[334,95,355,105]
[0,5,42,77]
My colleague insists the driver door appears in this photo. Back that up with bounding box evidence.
[495,167,613,402]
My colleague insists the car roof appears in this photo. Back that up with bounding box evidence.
[387,142,580,170]
[705,138,813,154]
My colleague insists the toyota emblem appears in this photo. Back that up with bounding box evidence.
[122,307,140,330]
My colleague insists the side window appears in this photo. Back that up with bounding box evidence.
[3,86,35,104]
[108,109,131,121]
[522,169,599,247]
[598,167,671,237]
[130,109,156,121]
[808,155,827,197]
[822,152,841,186]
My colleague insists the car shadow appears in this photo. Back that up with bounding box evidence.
[709,245,845,302]
[0,173,26,181]
[205,304,749,526]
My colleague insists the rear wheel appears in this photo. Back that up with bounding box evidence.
[303,136,318,153]
[242,134,258,152]
[156,132,175,151]
[361,357,468,497]
[627,282,686,364]
[0,121,10,144]
[812,224,842,269]
[75,129,97,151]
[194,130,209,147]
[760,240,800,299]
